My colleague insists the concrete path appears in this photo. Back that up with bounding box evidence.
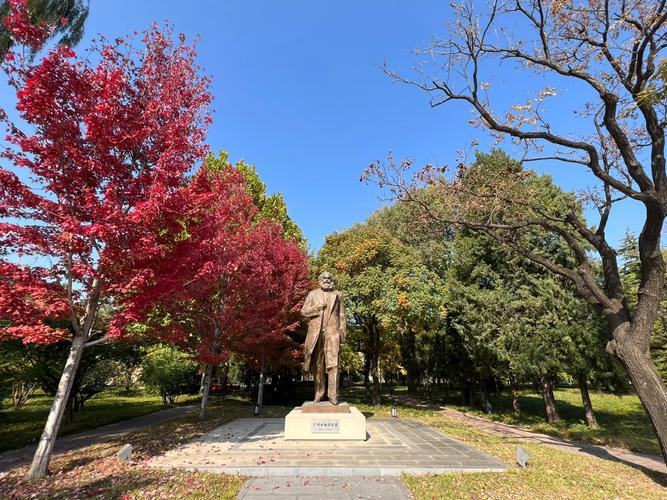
[393,395,667,476]
[148,417,505,476]
[0,404,197,472]
[237,477,411,499]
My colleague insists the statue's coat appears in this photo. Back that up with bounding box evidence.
[301,287,346,373]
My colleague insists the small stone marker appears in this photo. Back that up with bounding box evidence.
[516,445,529,468]
[116,443,133,462]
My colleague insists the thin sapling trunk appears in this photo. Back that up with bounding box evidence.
[199,363,214,420]
[256,356,266,410]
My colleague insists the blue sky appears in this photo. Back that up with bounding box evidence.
[2,0,644,251]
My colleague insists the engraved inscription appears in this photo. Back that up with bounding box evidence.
[311,419,340,433]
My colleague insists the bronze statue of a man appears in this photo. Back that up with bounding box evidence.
[301,272,346,404]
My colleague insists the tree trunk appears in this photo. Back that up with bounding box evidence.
[510,376,521,413]
[362,354,371,398]
[461,378,472,406]
[577,373,598,428]
[406,367,418,392]
[401,330,419,392]
[219,363,229,392]
[66,394,74,423]
[199,363,213,420]
[369,322,381,406]
[493,377,501,397]
[199,321,222,420]
[371,372,381,405]
[124,367,133,391]
[540,374,560,424]
[25,335,86,480]
[256,357,266,410]
[468,382,476,407]
[610,337,667,464]
[480,381,491,413]
[370,349,381,405]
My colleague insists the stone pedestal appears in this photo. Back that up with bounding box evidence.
[284,402,366,441]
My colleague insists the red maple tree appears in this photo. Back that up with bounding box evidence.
[122,165,311,419]
[0,21,212,478]
[2,0,51,52]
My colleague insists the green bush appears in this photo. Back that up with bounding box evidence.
[140,346,199,405]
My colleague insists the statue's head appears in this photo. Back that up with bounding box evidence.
[318,272,335,291]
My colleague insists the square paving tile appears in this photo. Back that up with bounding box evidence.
[148,417,506,476]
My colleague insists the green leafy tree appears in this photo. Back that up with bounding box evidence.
[315,223,446,404]
[106,341,147,392]
[139,345,199,405]
[339,341,363,376]
[0,340,38,410]
[1,335,146,416]
[369,197,478,401]
[388,152,618,425]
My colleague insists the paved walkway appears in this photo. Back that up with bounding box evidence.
[148,417,505,476]
[0,404,197,472]
[237,477,411,499]
[393,395,667,476]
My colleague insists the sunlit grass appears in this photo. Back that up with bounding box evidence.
[0,389,199,452]
[404,411,667,499]
[433,387,660,456]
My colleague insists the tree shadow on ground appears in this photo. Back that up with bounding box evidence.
[569,444,667,486]
[411,387,660,456]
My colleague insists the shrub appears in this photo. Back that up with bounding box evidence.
[140,346,199,405]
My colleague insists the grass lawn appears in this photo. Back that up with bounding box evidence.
[402,408,667,500]
[0,389,199,452]
[419,386,662,456]
[0,393,665,499]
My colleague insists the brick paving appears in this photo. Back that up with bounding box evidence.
[148,417,506,476]
[237,477,411,499]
